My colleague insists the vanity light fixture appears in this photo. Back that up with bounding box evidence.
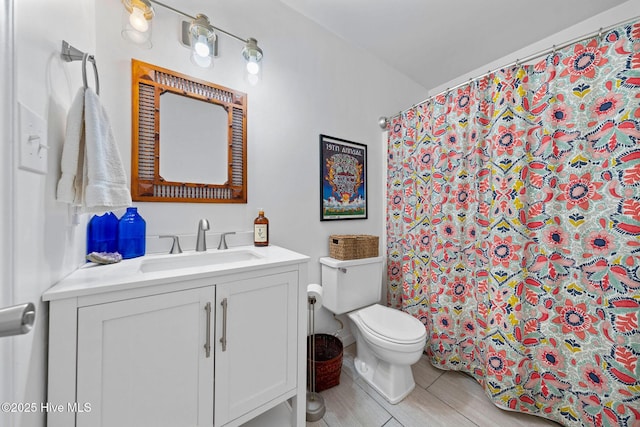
[242,38,263,85]
[121,0,154,48]
[189,14,216,68]
[121,0,264,82]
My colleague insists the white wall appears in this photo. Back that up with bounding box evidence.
[93,0,427,341]
[9,1,425,425]
[12,1,94,426]
[429,0,640,95]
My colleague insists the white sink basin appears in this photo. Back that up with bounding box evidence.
[140,249,262,273]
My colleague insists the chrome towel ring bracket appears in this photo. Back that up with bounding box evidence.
[60,40,100,95]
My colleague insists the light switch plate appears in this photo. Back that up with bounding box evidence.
[18,102,48,175]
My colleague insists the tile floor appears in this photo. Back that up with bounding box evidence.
[307,344,561,427]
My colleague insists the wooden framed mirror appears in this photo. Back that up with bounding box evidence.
[131,59,247,203]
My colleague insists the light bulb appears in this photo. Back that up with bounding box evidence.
[242,38,262,83]
[194,35,210,57]
[246,58,260,75]
[192,52,212,68]
[129,6,149,32]
[247,73,260,86]
[126,29,148,44]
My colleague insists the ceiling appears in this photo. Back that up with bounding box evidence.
[278,0,627,90]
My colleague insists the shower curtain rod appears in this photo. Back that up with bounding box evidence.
[378,14,640,129]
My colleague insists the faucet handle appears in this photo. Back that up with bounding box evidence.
[159,235,183,254]
[217,232,236,250]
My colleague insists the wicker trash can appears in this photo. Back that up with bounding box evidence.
[307,334,343,392]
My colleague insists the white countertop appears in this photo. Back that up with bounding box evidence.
[43,245,309,301]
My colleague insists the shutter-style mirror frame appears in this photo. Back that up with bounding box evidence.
[131,59,247,203]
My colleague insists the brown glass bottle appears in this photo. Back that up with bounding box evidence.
[254,209,269,246]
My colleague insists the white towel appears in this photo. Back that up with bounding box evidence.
[82,88,131,212]
[56,87,132,213]
[56,87,85,205]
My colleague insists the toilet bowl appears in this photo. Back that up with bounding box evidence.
[319,256,427,404]
[347,304,426,404]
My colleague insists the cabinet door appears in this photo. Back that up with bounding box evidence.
[215,271,298,426]
[76,287,215,427]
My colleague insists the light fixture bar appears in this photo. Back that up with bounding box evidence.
[148,0,248,44]
[148,0,194,20]
[209,24,247,44]
[122,0,263,77]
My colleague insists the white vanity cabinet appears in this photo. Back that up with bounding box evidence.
[43,246,309,427]
[76,286,215,426]
[214,272,298,426]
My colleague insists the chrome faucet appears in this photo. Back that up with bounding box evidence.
[196,219,210,252]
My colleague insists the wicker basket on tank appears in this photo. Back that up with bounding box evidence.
[329,235,379,260]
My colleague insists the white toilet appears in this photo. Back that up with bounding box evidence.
[320,256,427,404]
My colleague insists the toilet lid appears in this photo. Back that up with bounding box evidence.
[358,304,426,344]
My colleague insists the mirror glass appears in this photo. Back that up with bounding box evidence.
[131,59,247,203]
[159,92,228,184]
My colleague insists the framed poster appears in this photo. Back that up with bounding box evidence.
[320,134,367,221]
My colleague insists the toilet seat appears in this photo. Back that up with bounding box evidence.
[356,304,426,345]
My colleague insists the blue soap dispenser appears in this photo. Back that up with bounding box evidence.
[117,207,146,259]
[87,212,118,254]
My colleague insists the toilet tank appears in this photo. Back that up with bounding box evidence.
[319,256,385,315]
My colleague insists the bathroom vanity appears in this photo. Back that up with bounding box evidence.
[43,245,309,427]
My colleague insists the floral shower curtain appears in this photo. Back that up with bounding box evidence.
[387,20,640,427]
